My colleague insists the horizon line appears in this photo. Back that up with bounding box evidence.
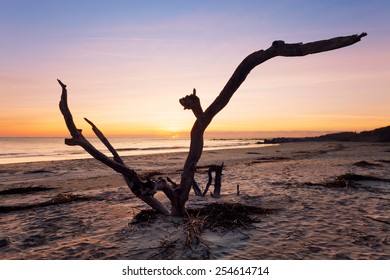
[0,129,377,139]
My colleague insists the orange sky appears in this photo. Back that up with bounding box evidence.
[1,1,389,137]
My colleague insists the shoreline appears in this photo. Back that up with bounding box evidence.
[1,141,390,259]
[0,137,265,165]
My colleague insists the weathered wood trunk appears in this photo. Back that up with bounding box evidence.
[200,163,224,198]
[58,33,366,216]
[212,164,223,198]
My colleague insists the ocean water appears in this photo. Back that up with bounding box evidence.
[0,137,263,164]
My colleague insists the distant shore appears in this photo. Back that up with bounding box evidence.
[263,125,390,144]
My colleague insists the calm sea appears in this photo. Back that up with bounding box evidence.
[0,137,264,165]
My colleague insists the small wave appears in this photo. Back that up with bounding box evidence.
[141,146,185,151]
[68,151,86,155]
[117,146,186,152]
[116,148,141,152]
[204,142,252,149]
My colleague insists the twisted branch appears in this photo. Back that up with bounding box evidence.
[177,33,367,215]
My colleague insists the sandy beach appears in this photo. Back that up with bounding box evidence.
[1,141,390,259]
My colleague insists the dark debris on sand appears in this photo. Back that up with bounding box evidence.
[0,238,10,248]
[183,203,275,249]
[0,193,103,213]
[130,202,275,242]
[130,202,275,231]
[304,172,390,190]
[185,202,275,233]
[353,161,382,168]
[23,169,53,174]
[333,173,390,188]
[129,202,276,259]
[129,209,161,225]
[0,186,54,195]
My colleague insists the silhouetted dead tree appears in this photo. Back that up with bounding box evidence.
[59,32,366,216]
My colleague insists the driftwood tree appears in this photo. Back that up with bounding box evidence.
[59,33,366,216]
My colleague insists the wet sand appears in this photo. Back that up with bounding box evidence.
[1,141,390,259]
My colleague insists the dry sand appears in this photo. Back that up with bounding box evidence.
[1,141,390,259]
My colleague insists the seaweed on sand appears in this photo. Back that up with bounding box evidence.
[129,209,160,225]
[186,202,274,232]
[24,169,53,174]
[131,202,276,259]
[0,186,54,195]
[331,173,390,188]
[247,157,290,166]
[353,161,382,168]
[0,193,103,213]
[131,202,275,231]
[131,202,275,245]
[184,202,275,248]
[305,172,390,190]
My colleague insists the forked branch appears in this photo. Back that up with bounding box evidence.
[58,79,171,215]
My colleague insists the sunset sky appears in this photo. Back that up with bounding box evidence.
[1,0,389,138]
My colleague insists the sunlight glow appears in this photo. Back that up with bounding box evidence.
[1,1,389,137]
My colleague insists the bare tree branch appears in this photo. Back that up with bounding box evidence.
[84,117,123,164]
[58,79,171,215]
[177,33,367,216]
